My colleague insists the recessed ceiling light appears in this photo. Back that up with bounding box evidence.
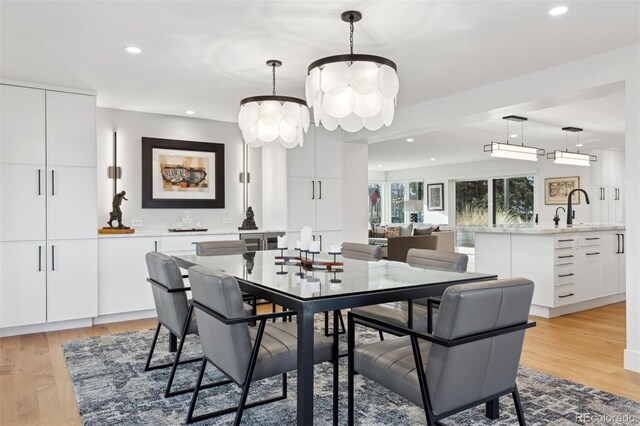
[185,110,195,115]
[430,158,436,161]
[548,6,568,16]
[576,143,583,147]
[510,134,519,138]
[377,164,382,168]
[125,46,142,54]
[406,138,414,142]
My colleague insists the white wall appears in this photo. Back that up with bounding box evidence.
[383,157,593,226]
[343,142,369,243]
[97,108,261,231]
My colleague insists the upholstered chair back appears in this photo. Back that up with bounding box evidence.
[196,240,247,256]
[188,265,253,384]
[341,243,382,261]
[426,278,534,416]
[145,252,190,336]
[406,249,468,272]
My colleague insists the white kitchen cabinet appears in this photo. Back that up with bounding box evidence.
[315,128,342,179]
[591,149,624,224]
[600,232,619,296]
[0,241,47,328]
[98,237,157,315]
[580,247,602,301]
[46,91,96,168]
[158,233,239,254]
[0,164,47,241]
[315,178,342,231]
[0,85,46,165]
[47,239,97,322]
[47,166,97,240]
[287,177,317,231]
[287,128,317,178]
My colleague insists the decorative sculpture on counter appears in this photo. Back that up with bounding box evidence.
[107,191,130,229]
[239,206,258,230]
[243,252,256,274]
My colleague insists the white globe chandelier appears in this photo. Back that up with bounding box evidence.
[239,60,310,149]
[306,11,399,132]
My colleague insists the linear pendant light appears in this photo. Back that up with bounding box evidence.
[305,11,398,132]
[547,127,597,167]
[484,115,545,162]
[238,60,310,149]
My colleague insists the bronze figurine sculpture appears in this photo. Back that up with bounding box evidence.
[107,191,130,229]
[239,206,258,230]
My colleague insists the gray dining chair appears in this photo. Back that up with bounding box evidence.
[341,242,383,261]
[351,249,469,338]
[144,252,252,397]
[195,240,247,256]
[185,265,336,425]
[348,278,536,426]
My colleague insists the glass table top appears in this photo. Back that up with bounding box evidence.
[170,250,496,301]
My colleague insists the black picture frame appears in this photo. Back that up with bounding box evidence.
[142,137,225,209]
[427,183,445,211]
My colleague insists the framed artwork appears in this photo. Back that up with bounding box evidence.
[544,176,580,205]
[142,137,225,208]
[427,183,445,211]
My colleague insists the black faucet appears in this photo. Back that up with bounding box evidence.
[567,189,590,225]
[553,207,565,226]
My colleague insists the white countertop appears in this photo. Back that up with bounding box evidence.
[468,224,625,234]
[97,229,285,239]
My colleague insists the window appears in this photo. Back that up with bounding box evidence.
[493,176,534,225]
[455,180,489,247]
[390,183,405,223]
[368,183,384,225]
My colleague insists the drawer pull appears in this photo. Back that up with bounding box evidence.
[558,239,574,242]
[558,273,574,277]
[557,255,574,259]
[585,237,600,241]
[558,293,574,299]
[586,252,600,256]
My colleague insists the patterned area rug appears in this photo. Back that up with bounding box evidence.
[62,315,639,425]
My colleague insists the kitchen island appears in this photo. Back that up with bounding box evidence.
[475,225,626,318]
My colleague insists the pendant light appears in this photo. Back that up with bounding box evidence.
[547,127,597,167]
[238,60,310,149]
[484,115,545,161]
[305,10,399,132]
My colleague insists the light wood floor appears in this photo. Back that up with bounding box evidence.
[0,303,638,425]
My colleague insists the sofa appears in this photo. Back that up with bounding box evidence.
[368,222,455,261]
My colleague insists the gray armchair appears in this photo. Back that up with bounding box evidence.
[348,278,535,426]
[351,249,469,338]
[185,265,336,424]
[341,242,383,261]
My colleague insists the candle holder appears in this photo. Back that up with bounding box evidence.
[276,246,288,275]
[308,250,320,263]
[328,251,341,264]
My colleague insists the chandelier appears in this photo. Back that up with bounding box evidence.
[238,60,310,149]
[484,115,545,162]
[306,11,399,132]
[547,127,597,167]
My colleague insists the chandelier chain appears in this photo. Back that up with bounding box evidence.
[350,17,354,54]
[272,63,276,96]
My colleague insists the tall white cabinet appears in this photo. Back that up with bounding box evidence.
[0,83,97,329]
[591,149,624,224]
[287,127,344,249]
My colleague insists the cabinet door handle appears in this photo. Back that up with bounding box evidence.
[319,234,323,252]
[37,169,42,195]
[51,245,55,271]
[38,245,42,272]
[586,252,600,256]
[616,233,621,254]
[51,170,55,195]
[558,239,574,242]
[585,237,600,241]
[558,255,574,259]
[622,234,625,254]
[319,180,322,200]
[154,241,158,251]
[558,293,574,299]
[558,273,574,277]
[311,180,315,200]
[602,187,606,200]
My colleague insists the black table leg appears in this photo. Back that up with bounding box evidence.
[333,310,339,426]
[297,308,315,425]
[485,398,500,419]
[169,333,177,353]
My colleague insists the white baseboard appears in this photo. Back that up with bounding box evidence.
[0,318,92,337]
[93,309,157,325]
[530,293,626,318]
[624,349,640,372]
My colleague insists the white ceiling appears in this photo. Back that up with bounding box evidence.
[368,91,626,171]
[1,0,638,124]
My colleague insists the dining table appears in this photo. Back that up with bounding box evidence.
[171,249,498,425]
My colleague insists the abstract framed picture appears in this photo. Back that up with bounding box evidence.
[142,137,225,208]
[544,176,580,205]
[427,183,444,211]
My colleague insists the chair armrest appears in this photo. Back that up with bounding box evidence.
[190,300,294,325]
[147,278,191,293]
[348,311,535,348]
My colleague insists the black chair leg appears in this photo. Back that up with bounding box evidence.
[347,314,355,426]
[378,330,385,341]
[186,358,208,424]
[332,310,340,426]
[512,387,526,425]
[143,323,162,372]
